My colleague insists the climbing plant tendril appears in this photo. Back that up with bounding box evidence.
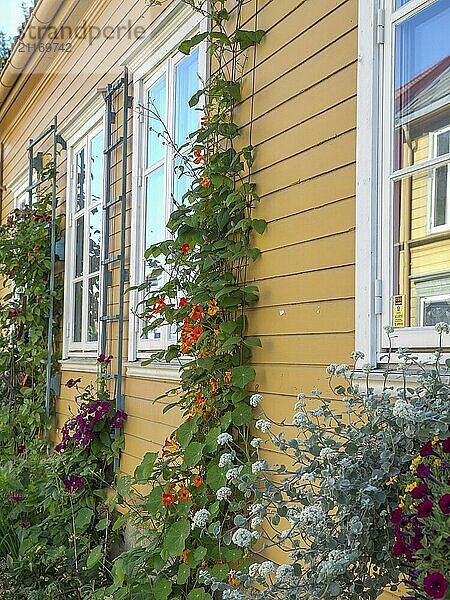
[98,2,267,598]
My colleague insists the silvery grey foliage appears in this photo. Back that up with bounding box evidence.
[212,327,450,600]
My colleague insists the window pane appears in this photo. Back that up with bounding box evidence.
[422,296,450,326]
[75,216,84,277]
[76,148,86,211]
[395,0,412,8]
[89,206,101,273]
[90,132,103,204]
[392,173,450,328]
[145,166,166,247]
[73,281,83,342]
[434,165,448,226]
[147,77,166,168]
[88,276,99,342]
[173,157,194,204]
[394,0,450,171]
[175,49,199,147]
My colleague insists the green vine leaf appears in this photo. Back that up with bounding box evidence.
[86,545,103,570]
[178,32,209,55]
[163,519,191,556]
[234,29,266,50]
[183,442,205,467]
[134,452,158,481]
[231,365,256,388]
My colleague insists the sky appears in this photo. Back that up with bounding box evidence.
[0,0,34,38]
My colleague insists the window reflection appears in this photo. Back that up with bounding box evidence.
[90,133,103,204]
[88,277,99,342]
[175,49,199,147]
[89,207,101,273]
[73,281,83,342]
[75,216,84,277]
[76,148,85,211]
[147,77,166,168]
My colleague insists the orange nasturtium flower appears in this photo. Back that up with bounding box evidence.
[151,296,166,315]
[162,434,180,456]
[179,297,189,308]
[180,549,191,564]
[162,492,175,506]
[193,475,203,488]
[181,243,190,254]
[193,148,204,164]
[178,487,191,502]
[223,371,232,384]
[200,176,210,188]
[190,305,203,321]
[207,299,220,316]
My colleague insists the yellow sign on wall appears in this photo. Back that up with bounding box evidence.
[393,295,405,328]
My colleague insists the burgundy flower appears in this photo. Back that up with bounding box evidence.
[393,537,407,557]
[423,573,449,599]
[16,444,25,455]
[55,441,66,453]
[63,475,84,494]
[391,508,403,525]
[411,482,430,499]
[420,441,434,457]
[17,520,30,529]
[66,377,81,388]
[10,493,24,502]
[111,410,127,429]
[438,493,450,515]
[442,437,450,453]
[416,463,431,479]
[417,498,434,518]
[97,354,113,364]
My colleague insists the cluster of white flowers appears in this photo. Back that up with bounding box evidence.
[226,466,243,482]
[191,509,211,529]
[249,503,264,515]
[292,411,308,427]
[223,590,244,600]
[217,432,233,446]
[392,398,416,420]
[250,437,263,448]
[319,447,335,459]
[255,419,271,433]
[298,504,326,525]
[258,561,276,577]
[251,515,263,529]
[286,507,300,523]
[435,322,449,334]
[309,407,324,417]
[361,362,373,372]
[216,486,232,501]
[279,528,291,541]
[275,564,295,583]
[300,472,315,482]
[250,393,263,407]
[294,399,306,410]
[219,452,236,468]
[251,460,268,474]
[319,549,350,577]
[232,527,256,548]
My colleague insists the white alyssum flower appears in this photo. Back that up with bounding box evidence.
[255,419,271,433]
[216,486,232,501]
[292,412,308,427]
[258,561,276,576]
[319,549,350,577]
[275,564,295,582]
[335,364,350,375]
[298,504,326,525]
[248,563,260,578]
[217,432,233,446]
[249,503,264,515]
[362,362,373,372]
[300,472,315,482]
[279,529,291,541]
[309,407,324,417]
[435,322,450,334]
[226,466,243,482]
[251,516,263,529]
[251,460,268,474]
[223,590,244,600]
[219,452,236,468]
[250,437,263,448]
[250,393,263,407]
[232,528,255,548]
[320,447,335,459]
[192,509,211,529]
[351,351,365,361]
[392,398,415,420]
[294,399,306,410]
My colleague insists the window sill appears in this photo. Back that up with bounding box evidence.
[125,361,182,381]
[59,357,98,374]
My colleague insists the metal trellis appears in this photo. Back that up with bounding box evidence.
[27,116,66,419]
[101,69,132,454]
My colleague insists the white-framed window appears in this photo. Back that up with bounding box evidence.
[8,169,30,209]
[357,0,450,362]
[127,2,206,360]
[64,123,104,356]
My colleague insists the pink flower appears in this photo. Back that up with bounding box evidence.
[17,520,30,529]
[10,493,24,502]
[442,437,450,453]
[391,508,403,525]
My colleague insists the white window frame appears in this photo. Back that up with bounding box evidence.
[356,0,450,364]
[126,1,207,362]
[420,293,450,326]
[429,124,450,233]
[62,101,106,359]
[8,170,29,209]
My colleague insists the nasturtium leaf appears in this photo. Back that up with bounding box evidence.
[143,487,163,515]
[177,418,199,448]
[231,403,253,426]
[75,507,93,533]
[86,545,103,570]
[116,475,133,497]
[152,578,173,599]
[163,519,191,556]
[184,442,205,467]
[251,219,267,234]
[134,452,158,481]
[231,365,256,388]
[187,589,212,600]
[206,461,227,491]
[177,563,190,585]
[187,545,208,568]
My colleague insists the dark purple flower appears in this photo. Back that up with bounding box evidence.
[10,493,24,502]
[442,437,450,453]
[411,482,430,499]
[410,534,423,551]
[16,444,25,455]
[393,537,407,557]
[391,508,403,525]
[97,354,113,364]
[63,475,84,494]
[420,441,434,457]
[438,493,450,515]
[416,463,431,479]
[111,410,127,429]
[65,377,81,388]
[423,573,449,599]
[417,498,433,518]
[55,442,66,453]
[17,520,30,529]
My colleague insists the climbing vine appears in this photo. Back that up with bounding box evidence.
[97,1,267,598]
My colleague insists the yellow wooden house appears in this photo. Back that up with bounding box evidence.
[0,1,449,596]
